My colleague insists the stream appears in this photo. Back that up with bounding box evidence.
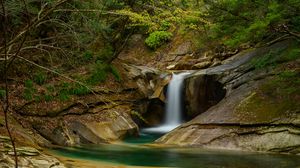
[50,132,300,168]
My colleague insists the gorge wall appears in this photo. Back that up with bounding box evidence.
[156,40,300,154]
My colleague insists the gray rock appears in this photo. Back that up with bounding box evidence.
[157,40,300,154]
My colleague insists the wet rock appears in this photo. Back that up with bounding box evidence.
[157,40,300,154]
[184,75,226,118]
[143,98,165,126]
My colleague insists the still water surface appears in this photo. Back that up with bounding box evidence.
[51,133,300,168]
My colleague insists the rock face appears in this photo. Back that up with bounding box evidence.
[13,63,160,146]
[32,110,139,146]
[0,151,66,168]
[0,123,65,168]
[157,40,300,154]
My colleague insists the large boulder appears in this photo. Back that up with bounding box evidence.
[32,108,139,146]
[157,40,300,154]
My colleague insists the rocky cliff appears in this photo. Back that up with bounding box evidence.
[156,40,300,154]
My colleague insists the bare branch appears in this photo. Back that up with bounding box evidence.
[0,0,69,53]
[0,0,18,166]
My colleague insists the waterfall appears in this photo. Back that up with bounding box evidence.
[142,72,190,134]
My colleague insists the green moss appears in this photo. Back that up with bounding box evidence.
[251,42,300,69]
[235,71,300,123]
[278,42,300,62]
[250,48,284,69]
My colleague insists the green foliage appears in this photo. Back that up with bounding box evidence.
[44,85,55,102]
[33,72,47,85]
[83,51,93,62]
[69,84,90,96]
[46,85,55,92]
[96,46,114,62]
[284,48,300,61]
[251,49,283,69]
[160,21,172,31]
[109,65,122,82]
[145,31,173,49]
[0,89,6,99]
[274,70,300,95]
[23,80,36,101]
[279,71,298,79]
[58,92,70,101]
[23,89,34,101]
[251,43,300,69]
[58,82,71,101]
[24,80,33,88]
[44,94,54,102]
[205,0,300,47]
[87,62,109,85]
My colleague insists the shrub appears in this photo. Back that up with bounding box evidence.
[44,94,54,102]
[24,80,34,88]
[0,89,6,99]
[23,88,34,101]
[69,84,90,96]
[96,45,114,62]
[87,62,109,85]
[23,80,36,101]
[145,31,173,49]
[58,82,71,101]
[284,48,300,61]
[58,92,70,101]
[83,50,93,62]
[33,72,47,85]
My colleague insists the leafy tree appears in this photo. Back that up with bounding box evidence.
[204,0,300,47]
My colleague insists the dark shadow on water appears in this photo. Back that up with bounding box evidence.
[51,133,300,168]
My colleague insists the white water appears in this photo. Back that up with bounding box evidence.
[142,72,190,134]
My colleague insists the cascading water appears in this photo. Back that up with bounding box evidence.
[142,72,190,134]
